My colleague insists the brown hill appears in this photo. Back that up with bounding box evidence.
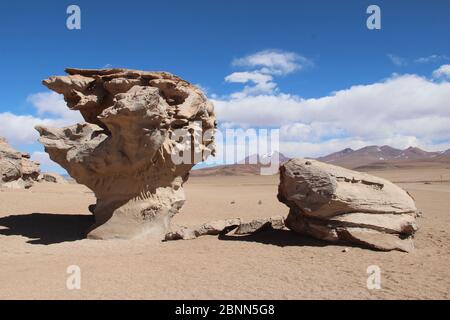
[317,145,401,168]
[191,164,262,176]
[191,152,290,176]
[191,146,450,176]
[317,145,443,169]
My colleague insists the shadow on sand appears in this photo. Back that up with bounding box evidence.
[0,213,356,249]
[218,228,330,248]
[0,213,94,245]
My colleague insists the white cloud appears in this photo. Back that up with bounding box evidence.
[224,50,311,99]
[386,54,450,66]
[415,54,450,64]
[225,71,276,98]
[27,92,82,122]
[432,64,450,79]
[0,112,75,145]
[387,54,407,66]
[31,151,66,174]
[212,73,450,157]
[232,49,312,76]
[0,91,82,146]
[225,71,273,84]
[0,92,84,174]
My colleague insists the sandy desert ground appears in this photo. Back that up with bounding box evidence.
[0,167,449,300]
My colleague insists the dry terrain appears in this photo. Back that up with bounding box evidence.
[0,166,449,299]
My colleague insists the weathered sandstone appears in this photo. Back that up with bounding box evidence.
[36,68,216,240]
[0,138,40,189]
[165,216,285,241]
[278,159,419,252]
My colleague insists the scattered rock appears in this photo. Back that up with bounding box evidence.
[234,216,285,235]
[165,218,242,240]
[0,137,40,189]
[36,68,216,240]
[278,159,419,252]
[165,216,286,241]
[40,172,68,184]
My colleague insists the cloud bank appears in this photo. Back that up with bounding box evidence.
[0,92,82,146]
[214,62,450,157]
[225,50,313,99]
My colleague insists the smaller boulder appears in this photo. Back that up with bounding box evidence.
[0,138,40,189]
[278,159,419,252]
[40,172,68,184]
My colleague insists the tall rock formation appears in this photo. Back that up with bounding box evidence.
[36,68,216,240]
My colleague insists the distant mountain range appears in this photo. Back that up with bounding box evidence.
[192,146,450,176]
[192,151,290,176]
[316,145,450,170]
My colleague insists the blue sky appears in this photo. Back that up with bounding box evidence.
[0,1,449,172]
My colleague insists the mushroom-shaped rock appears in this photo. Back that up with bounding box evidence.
[278,159,419,252]
[36,68,216,240]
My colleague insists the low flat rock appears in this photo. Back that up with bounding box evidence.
[234,216,285,235]
[165,216,286,241]
[165,218,242,240]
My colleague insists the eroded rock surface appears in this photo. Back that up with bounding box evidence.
[278,159,419,252]
[36,68,216,240]
[0,138,40,189]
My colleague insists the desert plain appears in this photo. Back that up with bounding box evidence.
[0,165,449,300]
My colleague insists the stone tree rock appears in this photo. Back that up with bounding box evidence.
[278,159,419,252]
[0,137,40,189]
[36,68,216,240]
